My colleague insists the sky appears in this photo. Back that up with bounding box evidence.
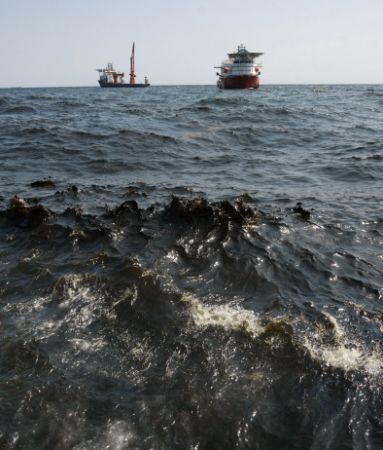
[0,0,382,87]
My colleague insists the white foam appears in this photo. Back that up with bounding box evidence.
[312,344,382,375]
[303,314,383,376]
[182,295,263,336]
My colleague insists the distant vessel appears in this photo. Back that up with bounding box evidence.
[215,44,263,89]
[97,43,150,88]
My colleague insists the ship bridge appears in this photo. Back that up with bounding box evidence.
[228,45,263,63]
[97,63,125,85]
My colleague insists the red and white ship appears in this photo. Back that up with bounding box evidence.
[215,44,263,89]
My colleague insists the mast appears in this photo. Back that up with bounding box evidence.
[129,42,135,85]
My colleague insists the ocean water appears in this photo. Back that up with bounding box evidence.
[0,85,382,449]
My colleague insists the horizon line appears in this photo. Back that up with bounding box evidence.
[1,82,382,89]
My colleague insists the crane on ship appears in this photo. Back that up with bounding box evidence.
[129,43,136,85]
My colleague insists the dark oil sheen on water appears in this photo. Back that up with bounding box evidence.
[0,85,382,449]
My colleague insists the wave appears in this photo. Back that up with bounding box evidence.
[198,96,252,107]
[26,94,56,101]
[0,96,10,107]
[1,105,36,114]
[1,191,382,448]
[56,99,87,107]
[350,154,383,161]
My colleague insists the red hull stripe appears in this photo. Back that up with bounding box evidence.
[221,75,260,90]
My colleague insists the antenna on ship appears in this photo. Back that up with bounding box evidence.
[129,42,136,85]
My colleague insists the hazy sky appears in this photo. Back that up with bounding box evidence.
[1,0,382,87]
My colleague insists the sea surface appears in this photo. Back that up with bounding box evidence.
[0,85,382,449]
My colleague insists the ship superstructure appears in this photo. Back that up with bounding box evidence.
[97,43,150,88]
[215,44,263,89]
[97,63,125,86]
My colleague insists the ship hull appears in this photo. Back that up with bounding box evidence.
[218,75,260,90]
[98,81,150,88]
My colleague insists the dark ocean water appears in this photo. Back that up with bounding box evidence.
[0,85,382,449]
